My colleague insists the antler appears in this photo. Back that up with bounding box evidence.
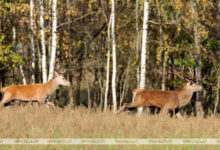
[172,65,195,82]
[54,59,66,75]
[187,66,195,80]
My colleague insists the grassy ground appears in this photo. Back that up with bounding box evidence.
[0,106,220,149]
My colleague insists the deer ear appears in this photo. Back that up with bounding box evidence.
[186,81,191,86]
[54,71,59,77]
[190,81,194,85]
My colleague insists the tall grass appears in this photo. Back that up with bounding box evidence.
[0,106,220,149]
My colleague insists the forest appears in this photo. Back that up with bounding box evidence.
[0,0,219,116]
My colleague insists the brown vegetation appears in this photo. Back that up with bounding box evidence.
[0,106,219,138]
[0,106,219,149]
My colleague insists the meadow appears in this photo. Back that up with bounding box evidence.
[0,106,220,150]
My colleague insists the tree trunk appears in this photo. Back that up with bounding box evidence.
[99,68,104,111]
[215,0,220,37]
[47,0,52,59]
[30,0,35,84]
[36,41,42,83]
[104,14,112,112]
[1,71,5,87]
[68,72,74,107]
[138,0,149,114]
[136,0,140,88]
[92,68,99,108]
[75,45,84,106]
[161,50,166,91]
[66,0,74,107]
[191,0,204,117]
[48,0,57,80]
[84,43,91,109]
[119,55,131,107]
[13,27,26,85]
[40,0,47,83]
[156,0,166,91]
[214,71,220,114]
[85,71,91,109]
[75,68,82,106]
[111,0,117,113]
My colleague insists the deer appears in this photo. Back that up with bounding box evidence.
[0,72,70,108]
[117,67,203,119]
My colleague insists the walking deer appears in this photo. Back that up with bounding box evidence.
[0,72,70,108]
[117,67,203,119]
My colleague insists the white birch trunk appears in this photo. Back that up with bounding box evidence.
[40,0,47,83]
[138,0,149,114]
[19,66,27,85]
[104,15,112,112]
[48,0,57,80]
[111,0,117,113]
[13,27,27,85]
[30,0,35,84]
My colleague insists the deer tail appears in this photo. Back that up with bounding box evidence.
[132,89,138,102]
[0,87,8,95]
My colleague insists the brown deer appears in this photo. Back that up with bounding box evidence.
[0,72,70,108]
[117,82,202,118]
[117,67,203,119]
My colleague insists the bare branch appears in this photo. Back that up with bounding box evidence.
[57,12,96,29]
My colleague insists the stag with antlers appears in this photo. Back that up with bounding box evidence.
[117,66,203,119]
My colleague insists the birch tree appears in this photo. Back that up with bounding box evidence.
[30,0,35,83]
[111,0,117,113]
[104,15,112,112]
[138,0,149,114]
[48,0,57,80]
[40,0,47,83]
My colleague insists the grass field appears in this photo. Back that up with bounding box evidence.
[0,106,220,150]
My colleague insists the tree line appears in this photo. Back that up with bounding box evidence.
[0,0,219,116]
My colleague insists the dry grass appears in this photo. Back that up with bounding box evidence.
[0,106,220,149]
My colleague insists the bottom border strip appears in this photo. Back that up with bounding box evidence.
[0,139,219,145]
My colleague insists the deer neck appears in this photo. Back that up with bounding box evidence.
[43,78,59,95]
[176,85,194,107]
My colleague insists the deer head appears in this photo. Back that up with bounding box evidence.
[185,81,203,92]
[54,72,70,87]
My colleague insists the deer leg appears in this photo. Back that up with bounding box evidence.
[46,101,55,108]
[174,108,183,120]
[0,93,12,107]
[176,112,183,120]
[45,96,50,102]
[116,103,128,114]
[116,102,141,114]
[37,100,45,107]
[160,104,170,116]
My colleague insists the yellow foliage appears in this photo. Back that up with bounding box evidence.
[44,15,49,20]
